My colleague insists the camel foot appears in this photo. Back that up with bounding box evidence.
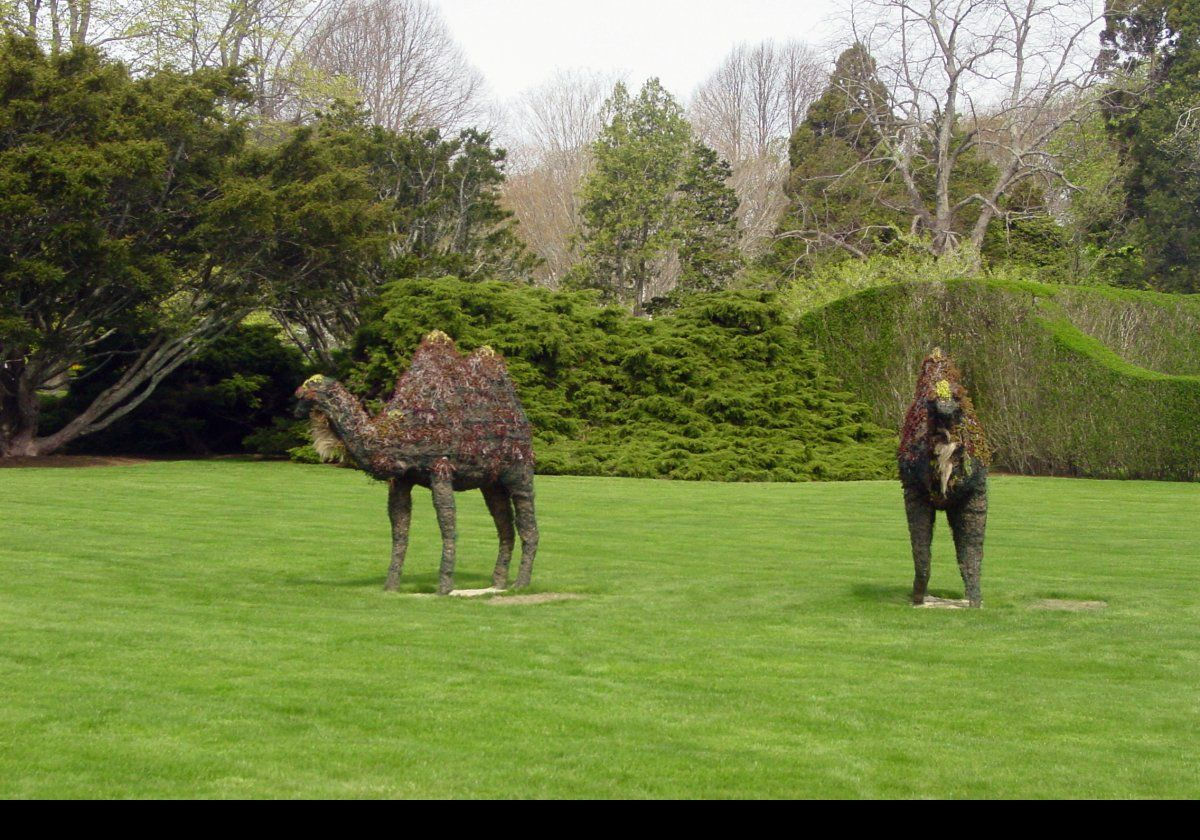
[911,593,925,605]
[513,577,531,590]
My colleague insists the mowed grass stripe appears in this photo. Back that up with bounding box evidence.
[1,462,1197,797]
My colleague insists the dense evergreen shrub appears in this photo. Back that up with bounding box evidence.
[342,277,895,481]
[797,278,1200,480]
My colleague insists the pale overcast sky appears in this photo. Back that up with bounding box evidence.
[438,0,844,103]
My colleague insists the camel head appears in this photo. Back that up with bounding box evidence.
[917,351,973,445]
[928,375,964,433]
[294,374,348,462]
[294,373,340,418]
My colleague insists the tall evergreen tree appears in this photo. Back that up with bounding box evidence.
[774,44,908,271]
[263,105,537,367]
[575,79,741,313]
[677,142,741,294]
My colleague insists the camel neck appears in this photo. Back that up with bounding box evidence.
[318,385,376,470]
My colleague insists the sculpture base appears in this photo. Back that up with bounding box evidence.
[912,597,1109,611]
[487,593,583,606]
[406,589,583,605]
[914,596,972,609]
[447,587,505,598]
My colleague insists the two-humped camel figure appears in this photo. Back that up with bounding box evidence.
[294,331,537,595]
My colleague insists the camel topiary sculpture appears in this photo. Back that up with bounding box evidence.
[898,348,990,607]
[294,331,538,595]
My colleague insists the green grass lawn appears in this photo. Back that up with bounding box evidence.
[1,461,1197,798]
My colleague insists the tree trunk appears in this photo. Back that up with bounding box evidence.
[0,363,44,458]
[2,323,227,458]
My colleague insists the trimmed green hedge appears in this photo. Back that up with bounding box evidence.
[340,277,896,481]
[797,278,1200,480]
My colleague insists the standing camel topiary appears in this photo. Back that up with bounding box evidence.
[294,331,538,595]
[898,348,990,607]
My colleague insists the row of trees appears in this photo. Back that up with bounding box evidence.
[6,0,1200,460]
[503,41,826,286]
[509,1,1200,295]
[1100,0,1200,291]
[0,0,487,128]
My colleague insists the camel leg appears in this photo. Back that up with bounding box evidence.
[384,478,413,591]
[482,485,515,589]
[903,485,934,605]
[431,476,457,595]
[948,485,987,608]
[509,479,538,589]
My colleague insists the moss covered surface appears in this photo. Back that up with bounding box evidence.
[345,278,896,482]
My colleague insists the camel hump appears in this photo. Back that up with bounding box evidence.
[381,333,533,475]
[389,334,528,431]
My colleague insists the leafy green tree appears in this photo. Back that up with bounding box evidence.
[232,105,392,370]
[0,38,385,456]
[1036,108,1139,285]
[575,79,741,313]
[39,322,309,455]
[1101,0,1200,291]
[677,142,741,294]
[367,124,537,284]
[269,105,536,367]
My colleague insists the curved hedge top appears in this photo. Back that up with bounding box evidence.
[796,277,1200,481]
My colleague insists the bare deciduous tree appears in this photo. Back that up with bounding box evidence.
[691,40,825,161]
[2,1,337,120]
[826,0,1106,256]
[137,0,335,119]
[1,0,149,53]
[303,0,485,132]
[502,69,616,286]
[690,40,826,257]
